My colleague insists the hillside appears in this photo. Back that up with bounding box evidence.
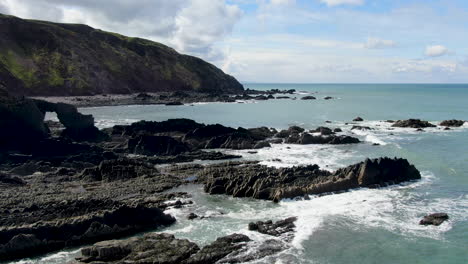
[0,14,243,96]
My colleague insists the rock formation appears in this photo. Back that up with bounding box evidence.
[201,158,421,202]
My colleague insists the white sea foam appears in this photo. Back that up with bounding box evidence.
[223,143,360,171]
[279,172,465,251]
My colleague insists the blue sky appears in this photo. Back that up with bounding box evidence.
[1,0,468,83]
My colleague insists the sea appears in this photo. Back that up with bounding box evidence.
[12,83,468,264]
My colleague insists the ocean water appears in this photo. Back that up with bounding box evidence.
[16,84,468,264]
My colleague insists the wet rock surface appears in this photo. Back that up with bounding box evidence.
[76,233,260,264]
[392,119,436,128]
[419,213,449,226]
[248,217,297,239]
[200,158,421,202]
[439,120,465,127]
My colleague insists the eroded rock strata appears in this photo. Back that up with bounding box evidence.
[201,158,421,202]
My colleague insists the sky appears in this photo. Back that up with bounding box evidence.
[1,0,468,83]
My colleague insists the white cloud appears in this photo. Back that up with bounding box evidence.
[425,45,449,57]
[319,0,364,7]
[270,0,296,5]
[364,37,397,49]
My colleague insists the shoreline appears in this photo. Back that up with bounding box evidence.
[1,90,463,263]
[30,88,316,108]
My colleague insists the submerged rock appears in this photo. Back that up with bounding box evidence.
[301,96,316,100]
[419,213,449,226]
[392,119,436,128]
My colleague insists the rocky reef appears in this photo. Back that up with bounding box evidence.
[200,158,421,202]
[0,88,428,261]
[76,216,298,264]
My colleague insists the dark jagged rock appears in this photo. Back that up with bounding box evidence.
[439,120,465,127]
[301,96,316,100]
[187,213,199,220]
[419,213,449,226]
[186,234,251,264]
[127,135,190,156]
[76,232,275,264]
[0,202,175,261]
[392,119,436,128]
[353,117,364,122]
[201,158,421,202]
[324,96,334,100]
[276,126,305,138]
[205,132,258,150]
[333,128,343,133]
[248,127,277,140]
[113,119,204,136]
[248,217,297,238]
[33,99,107,142]
[310,127,334,135]
[287,133,360,145]
[80,159,160,182]
[184,124,236,139]
[0,89,48,149]
[77,233,199,264]
[0,14,243,96]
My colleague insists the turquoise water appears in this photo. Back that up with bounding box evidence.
[17,84,468,263]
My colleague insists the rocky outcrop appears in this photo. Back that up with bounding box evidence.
[77,233,252,264]
[113,119,204,137]
[301,96,316,100]
[419,213,449,226]
[0,14,243,96]
[186,234,251,264]
[286,133,360,145]
[80,159,160,182]
[0,201,175,261]
[392,119,436,128]
[201,158,421,202]
[310,127,334,135]
[127,135,190,156]
[276,126,305,138]
[439,120,465,127]
[34,99,107,142]
[353,117,364,122]
[77,233,199,264]
[0,88,48,149]
[248,217,297,238]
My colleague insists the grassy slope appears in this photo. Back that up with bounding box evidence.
[0,13,243,96]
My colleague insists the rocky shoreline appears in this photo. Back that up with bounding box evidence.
[31,88,332,108]
[0,88,459,262]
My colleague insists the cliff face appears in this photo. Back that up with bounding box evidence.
[0,14,244,96]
